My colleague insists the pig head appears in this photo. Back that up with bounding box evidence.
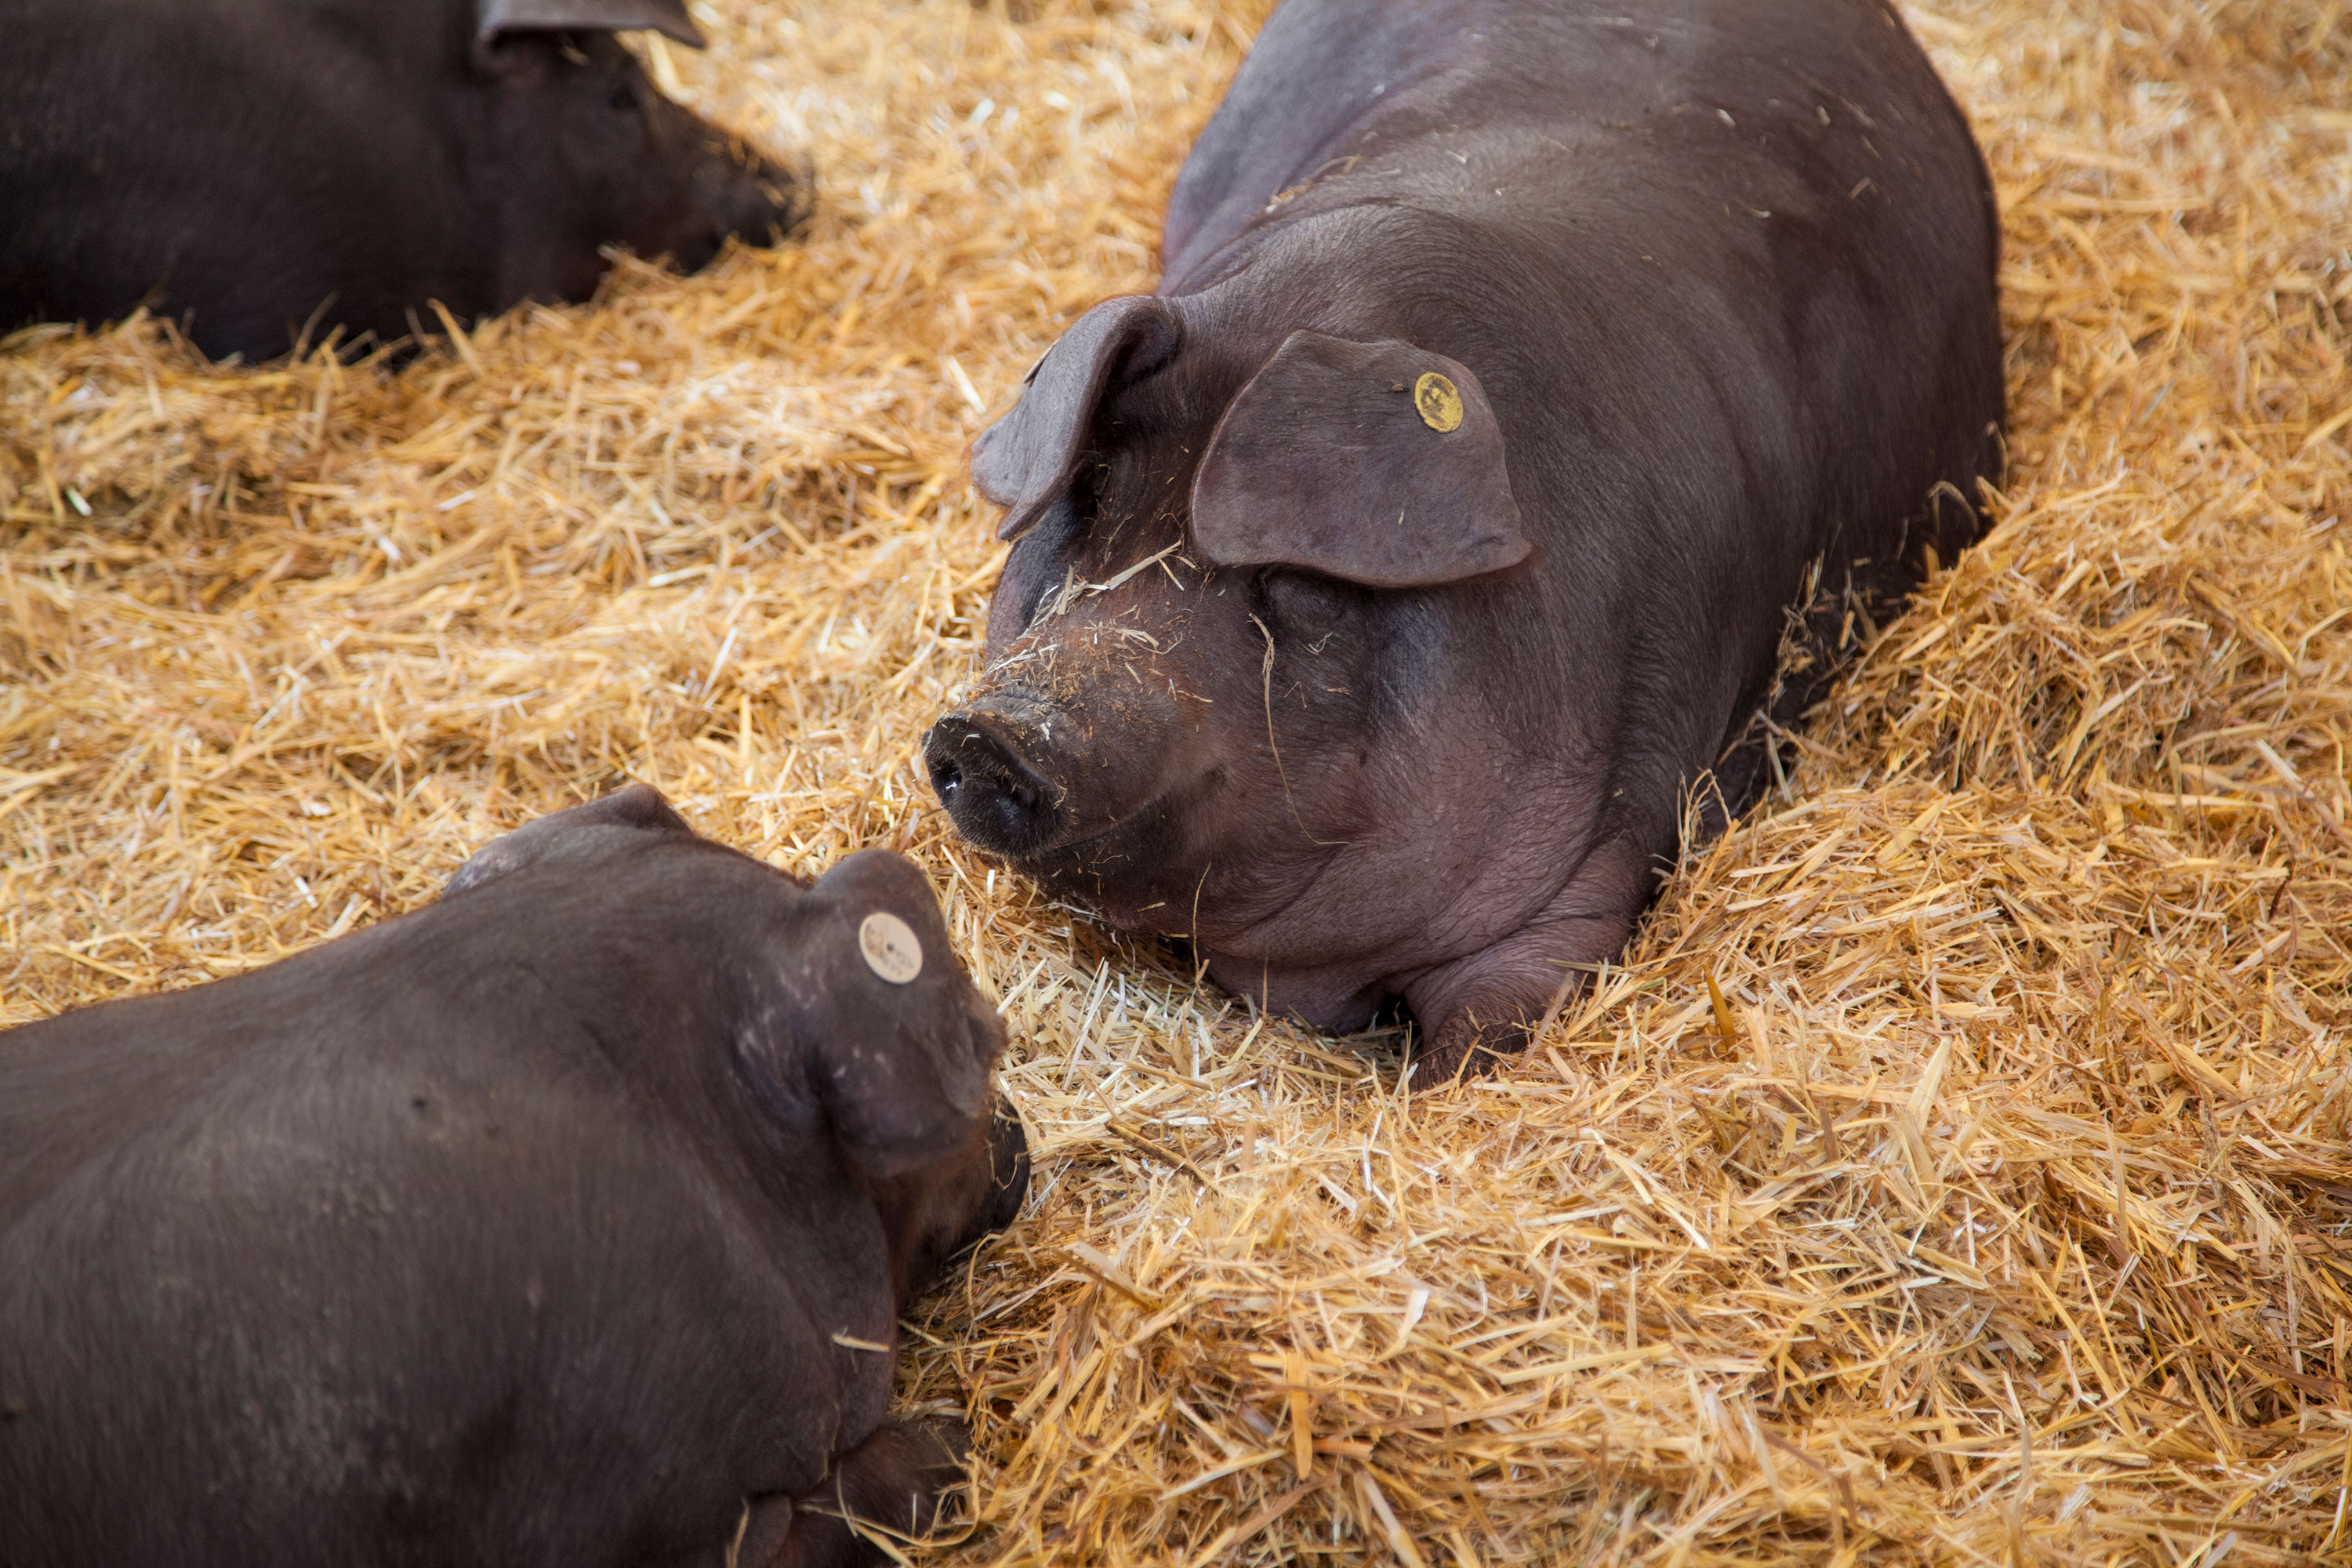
[465,0,810,312]
[0,0,810,361]
[926,0,2003,1083]
[0,786,1026,1568]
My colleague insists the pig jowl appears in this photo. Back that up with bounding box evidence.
[927,0,2005,1083]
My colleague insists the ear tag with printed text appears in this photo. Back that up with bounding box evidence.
[858,913,924,984]
[1414,372,1465,433]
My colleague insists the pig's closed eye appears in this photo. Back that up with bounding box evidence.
[1007,493,1087,629]
[1254,566,1356,637]
[608,82,638,114]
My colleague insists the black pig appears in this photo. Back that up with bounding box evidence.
[926,0,2002,1082]
[0,786,1026,1568]
[0,0,811,361]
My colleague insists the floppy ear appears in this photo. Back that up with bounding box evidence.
[790,851,997,1178]
[970,295,1181,542]
[477,0,705,45]
[1189,331,1533,588]
[443,783,694,898]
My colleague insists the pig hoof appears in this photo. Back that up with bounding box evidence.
[855,1414,974,1535]
[1411,1019,1530,1088]
[880,1414,976,1544]
[760,1415,973,1568]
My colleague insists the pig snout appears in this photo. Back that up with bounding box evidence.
[684,132,812,267]
[886,1095,1029,1302]
[928,662,1200,877]
[622,77,812,277]
[924,703,1069,857]
[981,1098,1030,1237]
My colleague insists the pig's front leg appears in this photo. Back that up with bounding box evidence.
[735,1415,971,1568]
[1401,841,1653,1087]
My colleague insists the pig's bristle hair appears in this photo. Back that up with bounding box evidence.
[5,1,2350,1563]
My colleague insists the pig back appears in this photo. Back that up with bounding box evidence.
[1161,0,1486,280]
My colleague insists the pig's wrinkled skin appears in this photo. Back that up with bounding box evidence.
[0,786,1027,1568]
[927,0,2002,1083]
[0,0,811,362]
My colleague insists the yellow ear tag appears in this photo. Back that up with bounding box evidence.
[858,912,924,984]
[1414,372,1465,433]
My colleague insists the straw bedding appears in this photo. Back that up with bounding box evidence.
[4,0,2349,1561]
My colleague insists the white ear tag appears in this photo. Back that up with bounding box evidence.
[858,912,924,984]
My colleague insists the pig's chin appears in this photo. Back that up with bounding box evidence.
[981,794,1258,942]
[1018,799,1330,946]
[1002,795,1189,907]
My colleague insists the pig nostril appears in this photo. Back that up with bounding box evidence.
[927,716,1062,851]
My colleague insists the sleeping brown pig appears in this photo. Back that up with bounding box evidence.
[924,0,2003,1082]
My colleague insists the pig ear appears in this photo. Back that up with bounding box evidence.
[792,851,998,1179]
[970,296,1181,543]
[1189,331,1533,589]
[477,0,706,47]
[443,784,694,898]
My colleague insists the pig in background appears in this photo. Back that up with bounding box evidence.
[0,0,810,362]
[927,0,2005,1083]
[0,786,1027,1568]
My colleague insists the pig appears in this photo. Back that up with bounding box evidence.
[0,0,810,362]
[925,0,2003,1083]
[0,786,1028,1568]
